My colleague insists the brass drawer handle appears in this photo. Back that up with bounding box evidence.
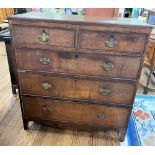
[99,87,111,96]
[105,37,118,48]
[40,57,51,65]
[38,30,49,42]
[97,112,105,120]
[42,82,52,90]
[42,106,51,113]
[103,62,114,71]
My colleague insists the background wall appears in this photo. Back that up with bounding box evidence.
[85,8,119,17]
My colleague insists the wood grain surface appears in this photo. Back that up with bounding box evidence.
[22,97,130,128]
[12,25,75,48]
[79,29,146,53]
[19,73,135,105]
[15,48,142,80]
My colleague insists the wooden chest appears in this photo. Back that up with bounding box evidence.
[8,12,152,141]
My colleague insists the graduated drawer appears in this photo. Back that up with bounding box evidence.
[12,25,75,48]
[19,73,135,105]
[22,97,130,128]
[78,30,146,54]
[15,48,141,80]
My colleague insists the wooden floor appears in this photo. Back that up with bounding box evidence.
[0,42,119,146]
[0,42,16,123]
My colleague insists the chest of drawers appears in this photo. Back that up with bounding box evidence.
[8,12,152,142]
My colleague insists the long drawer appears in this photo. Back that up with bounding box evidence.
[79,29,146,54]
[15,48,141,80]
[22,97,130,128]
[12,25,75,48]
[19,73,135,105]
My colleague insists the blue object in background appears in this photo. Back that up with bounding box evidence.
[148,15,155,25]
[65,8,72,15]
[132,8,140,18]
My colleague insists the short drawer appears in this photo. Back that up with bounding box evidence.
[15,48,141,80]
[19,73,135,105]
[12,25,75,48]
[22,97,130,128]
[78,30,146,54]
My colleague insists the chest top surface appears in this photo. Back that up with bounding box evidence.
[8,12,152,29]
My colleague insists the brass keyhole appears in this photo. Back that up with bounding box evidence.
[38,30,49,42]
[105,34,118,48]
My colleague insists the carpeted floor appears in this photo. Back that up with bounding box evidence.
[122,95,155,146]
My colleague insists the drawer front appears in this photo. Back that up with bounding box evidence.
[22,97,130,128]
[19,73,135,105]
[15,48,141,80]
[12,25,75,48]
[79,30,146,54]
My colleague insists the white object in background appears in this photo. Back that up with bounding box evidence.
[118,8,125,17]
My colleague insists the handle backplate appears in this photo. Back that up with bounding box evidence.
[99,87,111,96]
[40,57,51,65]
[97,112,105,120]
[42,106,51,113]
[42,82,52,90]
[103,62,114,71]
[105,37,118,48]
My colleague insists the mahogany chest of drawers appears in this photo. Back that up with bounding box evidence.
[8,12,152,141]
